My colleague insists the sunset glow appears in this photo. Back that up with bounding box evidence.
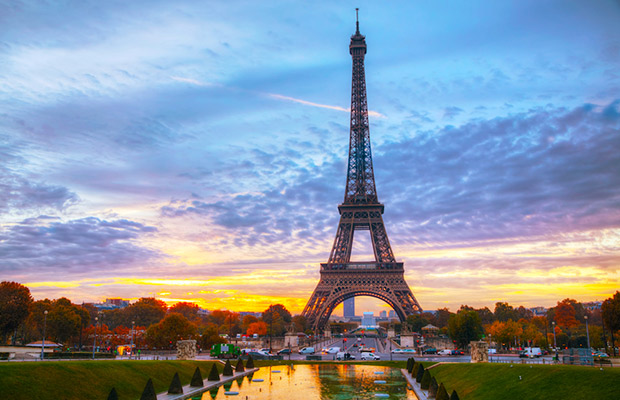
[1,1,619,314]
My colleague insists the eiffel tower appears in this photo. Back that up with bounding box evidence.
[302,11,423,332]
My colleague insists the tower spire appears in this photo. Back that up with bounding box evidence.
[356,8,360,34]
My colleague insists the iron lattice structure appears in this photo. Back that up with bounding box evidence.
[302,14,422,332]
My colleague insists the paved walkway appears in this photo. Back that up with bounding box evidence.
[400,369,428,400]
[156,368,259,400]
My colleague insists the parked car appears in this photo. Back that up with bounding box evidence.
[361,352,380,360]
[451,349,465,356]
[336,352,355,360]
[277,348,292,355]
[438,349,452,355]
[422,348,437,354]
[488,348,497,354]
[299,347,315,355]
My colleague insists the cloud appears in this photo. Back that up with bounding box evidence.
[374,100,620,244]
[0,216,160,278]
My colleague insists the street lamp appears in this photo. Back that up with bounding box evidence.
[92,316,98,360]
[41,310,48,361]
[552,321,557,361]
[585,315,591,352]
[130,321,135,360]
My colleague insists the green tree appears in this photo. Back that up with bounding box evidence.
[406,314,430,332]
[602,291,620,356]
[145,313,197,348]
[47,298,88,344]
[494,302,517,322]
[448,310,483,349]
[0,281,33,342]
[199,324,221,350]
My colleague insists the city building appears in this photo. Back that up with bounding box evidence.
[93,298,129,310]
[379,310,387,318]
[529,306,547,316]
[344,297,355,318]
[361,312,376,328]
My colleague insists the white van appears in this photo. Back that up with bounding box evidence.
[299,347,315,354]
[327,347,340,354]
[519,347,542,358]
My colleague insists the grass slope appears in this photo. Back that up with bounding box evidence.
[429,363,620,400]
[0,360,221,400]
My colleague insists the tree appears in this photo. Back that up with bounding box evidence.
[124,298,167,328]
[406,314,430,333]
[435,308,453,328]
[262,305,291,336]
[262,304,292,324]
[168,302,200,322]
[555,299,579,329]
[145,313,197,348]
[242,315,259,332]
[0,281,33,341]
[292,315,308,332]
[602,291,620,356]
[247,321,268,336]
[198,324,226,351]
[47,298,89,345]
[448,310,483,349]
[494,302,517,322]
[486,320,522,349]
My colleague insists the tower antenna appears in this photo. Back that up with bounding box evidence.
[355,8,360,33]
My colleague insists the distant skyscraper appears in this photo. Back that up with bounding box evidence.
[388,310,396,318]
[379,310,387,318]
[344,297,355,317]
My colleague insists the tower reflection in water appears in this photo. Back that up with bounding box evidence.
[201,364,417,400]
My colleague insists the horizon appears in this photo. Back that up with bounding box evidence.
[1,1,619,315]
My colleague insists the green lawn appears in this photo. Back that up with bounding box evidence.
[427,362,620,400]
[0,360,221,400]
[2,359,618,400]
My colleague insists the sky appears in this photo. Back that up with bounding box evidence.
[1,0,619,316]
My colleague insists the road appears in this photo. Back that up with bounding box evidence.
[266,337,560,365]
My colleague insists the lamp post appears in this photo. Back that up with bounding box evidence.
[130,320,135,360]
[92,316,98,360]
[41,310,48,361]
[552,321,557,361]
[585,315,591,352]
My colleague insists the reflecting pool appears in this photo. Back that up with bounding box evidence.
[200,364,418,399]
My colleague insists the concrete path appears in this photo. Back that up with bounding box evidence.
[156,368,259,400]
[400,369,428,400]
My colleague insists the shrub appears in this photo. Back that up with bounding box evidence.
[416,363,425,383]
[208,363,220,381]
[107,387,118,400]
[235,358,245,372]
[246,355,255,369]
[450,389,460,400]
[412,363,420,378]
[167,371,183,394]
[140,378,157,400]
[222,360,234,376]
[429,376,438,398]
[436,383,449,400]
[190,366,204,387]
[406,357,414,372]
[421,369,431,390]
[0,352,10,360]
